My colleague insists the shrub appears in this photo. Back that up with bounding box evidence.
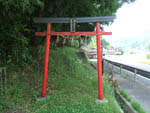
[130,51,136,54]
[146,54,150,59]
[131,101,146,113]
[119,90,131,102]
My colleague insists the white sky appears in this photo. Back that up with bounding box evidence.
[104,0,150,45]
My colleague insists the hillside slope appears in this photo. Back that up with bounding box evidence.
[0,47,121,113]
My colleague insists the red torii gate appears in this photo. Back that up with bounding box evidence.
[34,16,115,100]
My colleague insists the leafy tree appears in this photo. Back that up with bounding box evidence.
[88,36,110,49]
[101,37,110,48]
[0,0,135,66]
[0,0,43,66]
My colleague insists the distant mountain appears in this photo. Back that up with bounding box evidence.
[109,33,150,50]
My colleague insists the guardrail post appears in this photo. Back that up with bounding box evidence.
[103,60,105,71]
[134,69,137,82]
[120,65,122,76]
[106,61,109,68]
[111,63,114,78]
[112,63,114,71]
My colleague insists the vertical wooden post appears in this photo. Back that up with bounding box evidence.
[111,63,114,78]
[71,38,74,46]
[0,68,1,94]
[103,59,105,73]
[1,67,6,95]
[85,37,87,44]
[107,61,109,67]
[102,59,104,74]
[55,35,60,47]
[96,22,103,100]
[120,65,122,76]
[112,63,114,71]
[42,24,51,97]
[134,69,137,82]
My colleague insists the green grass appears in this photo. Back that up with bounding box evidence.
[146,54,150,59]
[141,60,150,65]
[119,90,131,102]
[131,101,146,113]
[0,47,121,113]
[119,90,146,113]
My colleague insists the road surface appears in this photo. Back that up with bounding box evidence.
[103,62,150,113]
[89,57,150,113]
[104,55,150,72]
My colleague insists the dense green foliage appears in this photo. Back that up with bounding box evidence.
[146,54,150,59]
[0,47,121,113]
[0,0,135,66]
[89,36,110,49]
[0,0,43,66]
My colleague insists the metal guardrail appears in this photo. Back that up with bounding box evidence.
[103,58,150,79]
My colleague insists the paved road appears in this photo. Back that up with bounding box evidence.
[104,55,150,72]
[114,74,150,113]
[103,62,150,113]
[88,49,150,112]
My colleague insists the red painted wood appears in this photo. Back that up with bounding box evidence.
[42,24,51,97]
[96,22,103,100]
[101,32,112,35]
[35,31,97,36]
[35,31,112,37]
[51,32,96,36]
[35,24,112,98]
[35,32,46,36]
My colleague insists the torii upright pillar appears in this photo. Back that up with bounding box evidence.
[42,24,51,97]
[96,22,103,99]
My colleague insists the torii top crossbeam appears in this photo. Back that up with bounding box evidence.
[34,16,115,36]
[34,16,115,23]
[34,16,115,100]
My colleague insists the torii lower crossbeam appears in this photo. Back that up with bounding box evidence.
[35,22,112,100]
[35,31,112,36]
